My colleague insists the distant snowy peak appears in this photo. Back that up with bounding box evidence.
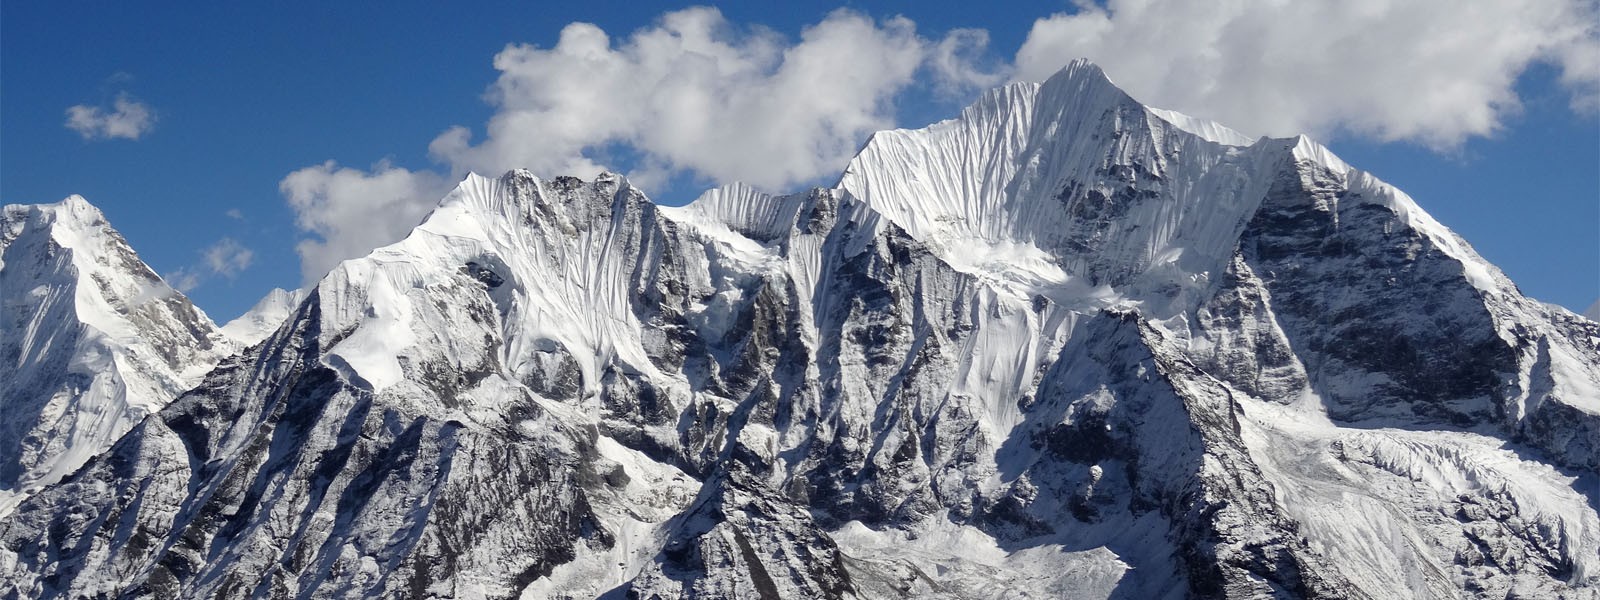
[221,287,307,346]
[834,59,1600,474]
[0,195,232,514]
[304,169,668,395]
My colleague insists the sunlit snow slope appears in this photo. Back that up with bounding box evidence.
[3,61,1597,599]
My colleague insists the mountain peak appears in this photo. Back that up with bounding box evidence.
[1040,57,1113,88]
[0,196,234,515]
[36,194,108,230]
[1037,57,1121,98]
[839,59,1291,313]
[221,287,307,347]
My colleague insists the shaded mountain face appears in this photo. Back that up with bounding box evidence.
[3,61,1597,599]
[0,197,233,517]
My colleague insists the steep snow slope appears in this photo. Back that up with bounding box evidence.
[3,61,1597,599]
[0,197,233,516]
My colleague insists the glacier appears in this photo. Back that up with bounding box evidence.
[1,60,1597,599]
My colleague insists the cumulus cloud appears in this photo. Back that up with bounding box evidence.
[1015,0,1600,148]
[429,7,1000,191]
[65,93,157,140]
[280,160,450,283]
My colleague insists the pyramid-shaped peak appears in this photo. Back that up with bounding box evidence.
[1041,58,1113,86]
[1036,58,1134,102]
[1033,59,1263,147]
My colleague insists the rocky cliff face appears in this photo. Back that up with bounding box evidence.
[3,61,1596,599]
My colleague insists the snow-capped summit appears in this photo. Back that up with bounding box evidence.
[3,61,1597,599]
[841,59,1292,311]
[220,287,306,347]
[0,196,234,515]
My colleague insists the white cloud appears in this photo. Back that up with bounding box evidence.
[163,238,254,293]
[65,93,156,140]
[225,208,244,220]
[428,7,1000,191]
[929,28,1010,98]
[280,160,450,283]
[203,238,254,277]
[1015,0,1600,148]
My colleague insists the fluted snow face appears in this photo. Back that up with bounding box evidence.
[0,197,232,516]
[4,60,1598,599]
[840,61,1287,316]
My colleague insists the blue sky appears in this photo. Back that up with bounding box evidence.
[3,1,1596,321]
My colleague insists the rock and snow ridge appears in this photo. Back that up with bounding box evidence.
[3,60,1598,599]
[0,196,235,516]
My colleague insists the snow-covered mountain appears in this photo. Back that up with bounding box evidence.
[220,287,307,347]
[3,61,1597,599]
[0,196,235,517]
